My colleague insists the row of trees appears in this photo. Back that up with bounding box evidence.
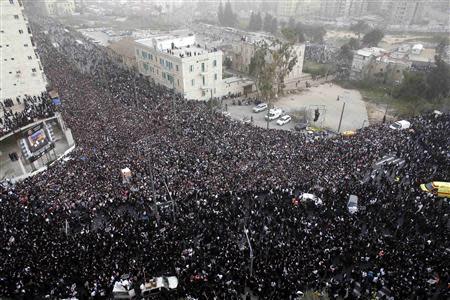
[248,12,278,34]
[281,21,327,44]
[394,57,450,102]
[218,1,237,27]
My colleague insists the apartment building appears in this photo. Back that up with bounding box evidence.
[135,34,223,100]
[0,0,47,101]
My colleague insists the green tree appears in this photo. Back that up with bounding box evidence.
[270,17,278,34]
[248,11,256,30]
[218,2,224,26]
[271,40,298,96]
[263,13,273,32]
[254,12,262,31]
[249,42,276,128]
[347,37,360,50]
[223,1,236,27]
[394,71,427,100]
[426,57,450,99]
[281,27,298,43]
[435,36,449,60]
[362,28,384,47]
[350,20,370,40]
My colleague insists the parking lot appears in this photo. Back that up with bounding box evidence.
[225,83,369,133]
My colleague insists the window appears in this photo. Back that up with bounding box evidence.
[213,60,217,67]
[214,74,217,81]
[142,51,147,59]
[191,79,195,86]
[28,56,32,60]
[160,58,164,66]
[202,91,206,97]
[24,44,28,47]
[14,15,19,19]
[202,76,205,86]
[162,72,166,79]
[19,29,23,34]
[11,58,14,60]
[189,65,193,72]
[32,68,36,72]
[177,79,180,86]
[201,62,205,72]
[176,65,179,71]
[10,0,14,4]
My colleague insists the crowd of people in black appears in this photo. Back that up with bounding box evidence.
[0,16,449,300]
[0,93,56,137]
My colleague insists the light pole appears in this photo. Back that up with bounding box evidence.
[244,227,254,277]
[337,102,346,133]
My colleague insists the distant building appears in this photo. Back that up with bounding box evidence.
[135,34,224,100]
[277,0,300,18]
[320,0,368,19]
[350,47,412,83]
[230,35,305,86]
[0,0,47,101]
[107,37,138,72]
[385,0,422,25]
[41,0,75,16]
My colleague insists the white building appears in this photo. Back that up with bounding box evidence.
[350,47,386,80]
[231,35,305,86]
[0,0,47,101]
[42,0,75,16]
[135,34,224,100]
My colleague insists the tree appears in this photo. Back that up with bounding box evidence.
[270,17,278,34]
[248,11,256,30]
[394,71,427,100]
[223,56,232,68]
[254,12,263,31]
[435,35,449,60]
[218,2,224,26]
[249,42,276,128]
[347,37,360,50]
[362,29,384,47]
[288,17,295,29]
[350,20,370,40]
[223,1,237,27]
[263,13,273,32]
[426,57,450,99]
[271,40,298,96]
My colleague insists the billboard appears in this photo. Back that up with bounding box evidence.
[26,125,50,153]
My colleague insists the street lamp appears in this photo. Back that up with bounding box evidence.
[244,227,254,277]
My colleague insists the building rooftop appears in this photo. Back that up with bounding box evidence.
[108,37,136,59]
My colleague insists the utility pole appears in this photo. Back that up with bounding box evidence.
[244,227,254,277]
[337,102,346,133]
[266,98,270,129]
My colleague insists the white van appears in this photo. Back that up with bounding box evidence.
[265,108,283,121]
[347,195,358,214]
[389,120,411,130]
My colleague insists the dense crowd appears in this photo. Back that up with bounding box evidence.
[0,93,56,137]
[0,17,449,300]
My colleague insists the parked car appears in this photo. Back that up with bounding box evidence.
[140,276,178,298]
[222,111,231,118]
[294,121,309,131]
[276,115,292,126]
[298,193,323,206]
[342,130,356,137]
[252,103,268,113]
[264,108,283,121]
[347,195,358,214]
[112,278,136,299]
[389,120,410,130]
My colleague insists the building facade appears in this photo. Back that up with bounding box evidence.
[320,0,368,19]
[107,37,138,72]
[135,34,223,100]
[386,0,422,25]
[231,37,305,85]
[0,0,47,101]
[42,0,75,16]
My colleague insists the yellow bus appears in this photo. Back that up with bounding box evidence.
[420,182,450,198]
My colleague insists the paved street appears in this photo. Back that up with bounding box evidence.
[225,83,369,132]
